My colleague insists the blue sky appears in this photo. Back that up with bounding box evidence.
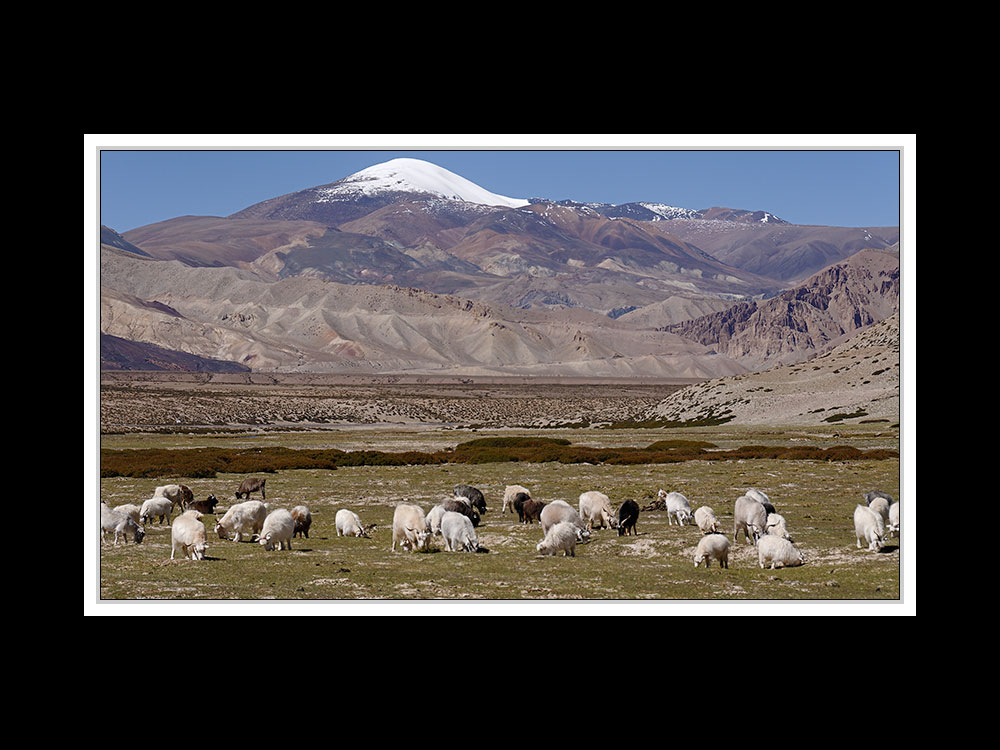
[98,142,901,232]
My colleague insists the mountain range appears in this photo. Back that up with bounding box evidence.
[99,157,900,380]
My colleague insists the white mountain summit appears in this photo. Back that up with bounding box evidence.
[314,157,530,208]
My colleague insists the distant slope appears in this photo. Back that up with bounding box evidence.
[99,246,748,378]
[100,333,251,372]
[645,312,900,426]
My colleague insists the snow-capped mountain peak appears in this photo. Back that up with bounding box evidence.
[314,158,530,208]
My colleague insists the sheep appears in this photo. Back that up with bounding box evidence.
[757,535,804,569]
[867,496,891,527]
[258,508,295,551]
[502,485,531,514]
[734,494,768,544]
[214,500,268,543]
[442,496,480,527]
[618,499,639,536]
[693,533,730,568]
[335,508,369,538]
[764,512,792,541]
[101,504,145,546]
[171,510,209,560]
[235,476,266,501]
[441,511,480,552]
[746,488,776,515]
[113,503,142,525]
[522,498,546,524]
[539,500,591,542]
[187,495,219,515]
[579,491,618,530]
[392,503,431,552]
[658,490,693,526]
[694,506,719,535]
[536,521,579,557]
[291,506,312,538]
[140,496,174,526]
[854,504,885,552]
[453,484,487,514]
[425,504,448,536]
[888,502,900,539]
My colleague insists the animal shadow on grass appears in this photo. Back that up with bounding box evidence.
[878,544,899,554]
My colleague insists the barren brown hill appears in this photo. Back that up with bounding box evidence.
[666,248,900,370]
[99,246,749,378]
[645,312,900,426]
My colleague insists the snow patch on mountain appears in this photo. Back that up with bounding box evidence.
[314,158,530,208]
[637,202,701,220]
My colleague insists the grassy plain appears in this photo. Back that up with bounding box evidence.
[97,423,902,605]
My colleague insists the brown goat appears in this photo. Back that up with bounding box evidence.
[188,494,220,515]
[521,498,546,524]
[235,477,266,500]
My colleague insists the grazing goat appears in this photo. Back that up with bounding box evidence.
[694,506,719,535]
[618,499,639,536]
[392,503,431,552]
[215,500,268,543]
[101,504,145,546]
[579,491,617,530]
[658,490,693,526]
[258,508,295,551]
[291,506,312,538]
[235,476,266,500]
[171,510,208,560]
[537,522,579,557]
[441,511,480,552]
[734,494,767,544]
[522,498,546,525]
[140,497,173,526]
[187,495,219,515]
[694,534,730,568]
[512,492,530,523]
[335,509,369,538]
[453,484,487,514]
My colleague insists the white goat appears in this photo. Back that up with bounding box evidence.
[537,522,578,557]
[214,500,268,543]
[579,491,617,530]
[693,534,730,568]
[140,497,174,526]
[441,511,480,552]
[868,496,891,527]
[694,506,720,535]
[765,512,792,541]
[734,494,767,544]
[335,508,368,538]
[258,508,295,551]
[425,504,448,536]
[887,502,900,539]
[171,510,209,560]
[101,503,145,546]
[854,504,885,552]
[391,503,431,552]
[540,500,591,542]
[757,535,804,569]
[658,490,693,526]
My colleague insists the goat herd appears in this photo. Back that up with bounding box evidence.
[99,477,900,571]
